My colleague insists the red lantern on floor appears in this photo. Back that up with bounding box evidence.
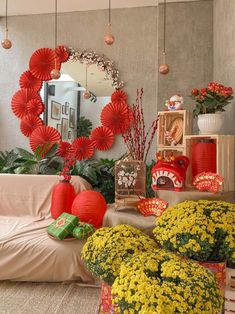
[71,190,107,228]
[192,141,216,180]
[50,181,76,219]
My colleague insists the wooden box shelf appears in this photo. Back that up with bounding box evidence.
[157,110,192,148]
[184,135,235,192]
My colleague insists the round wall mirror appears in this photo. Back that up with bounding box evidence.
[41,47,124,143]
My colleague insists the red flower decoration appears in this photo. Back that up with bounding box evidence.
[57,141,72,158]
[111,90,128,104]
[55,45,70,63]
[90,126,114,151]
[19,70,42,92]
[20,114,43,137]
[29,125,61,156]
[11,88,41,119]
[101,102,133,134]
[27,98,44,115]
[29,48,61,81]
[71,137,94,161]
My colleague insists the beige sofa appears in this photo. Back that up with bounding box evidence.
[0,174,95,283]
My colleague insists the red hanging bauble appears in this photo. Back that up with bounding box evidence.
[50,180,76,219]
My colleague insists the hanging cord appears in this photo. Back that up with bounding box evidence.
[5,0,8,37]
[85,65,88,91]
[54,0,58,48]
[108,0,111,25]
[163,0,166,63]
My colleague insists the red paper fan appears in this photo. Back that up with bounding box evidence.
[27,98,44,115]
[29,48,61,81]
[90,126,114,151]
[193,172,224,193]
[11,88,41,119]
[71,137,94,161]
[55,45,70,63]
[111,90,128,104]
[19,70,42,92]
[101,102,133,134]
[137,198,168,217]
[30,125,61,155]
[57,141,72,158]
[20,114,43,137]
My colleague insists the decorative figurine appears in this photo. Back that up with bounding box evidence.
[165,94,184,111]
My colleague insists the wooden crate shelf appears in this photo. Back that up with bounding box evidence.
[157,110,192,148]
[184,135,235,192]
[225,268,235,313]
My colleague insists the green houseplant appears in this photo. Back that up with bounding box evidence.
[191,82,233,134]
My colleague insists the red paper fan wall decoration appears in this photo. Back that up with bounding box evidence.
[20,114,43,137]
[29,125,61,155]
[19,70,42,92]
[101,102,133,134]
[90,126,114,151]
[29,48,61,81]
[11,88,41,119]
[55,45,70,63]
[27,98,44,115]
[57,141,72,158]
[111,90,128,104]
[71,137,94,161]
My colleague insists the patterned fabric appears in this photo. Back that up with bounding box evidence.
[47,213,79,240]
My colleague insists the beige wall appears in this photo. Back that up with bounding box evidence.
[0,1,213,161]
[213,0,235,135]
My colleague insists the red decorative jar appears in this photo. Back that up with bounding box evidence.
[192,141,216,181]
[100,282,119,314]
[50,180,76,219]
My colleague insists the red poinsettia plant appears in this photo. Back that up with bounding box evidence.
[191,82,233,117]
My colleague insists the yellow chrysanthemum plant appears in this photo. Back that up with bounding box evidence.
[153,200,235,263]
[112,250,223,314]
[81,224,157,285]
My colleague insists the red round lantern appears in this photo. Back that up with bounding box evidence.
[50,181,76,219]
[71,190,107,228]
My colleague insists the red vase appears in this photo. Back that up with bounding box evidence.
[50,180,76,219]
[192,142,216,181]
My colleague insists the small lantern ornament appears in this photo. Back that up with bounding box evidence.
[50,0,61,80]
[50,66,61,80]
[83,64,90,99]
[1,0,12,50]
[104,0,115,45]
[159,0,170,75]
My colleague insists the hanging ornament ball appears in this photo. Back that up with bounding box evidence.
[83,91,91,99]
[159,63,170,75]
[1,38,12,49]
[50,68,61,80]
[104,33,115,45]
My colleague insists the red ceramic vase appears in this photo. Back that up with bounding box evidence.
[50,180,76,219]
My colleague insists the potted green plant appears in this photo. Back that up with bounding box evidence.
[191,82,233,134]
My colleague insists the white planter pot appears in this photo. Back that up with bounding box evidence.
[197,113,223,134]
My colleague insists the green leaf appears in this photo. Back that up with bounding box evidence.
[15,148,35,160]
[43,143,58,158]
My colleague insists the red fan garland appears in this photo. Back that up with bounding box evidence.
[20,114,43,137]
[55,45,70,63]
[57,141,72,158]
[90,126,114,151]
[29,48,61,81]
[71,137,94,161]
[111,90,128,104]
[27,98,44,115]
[101,102,133,134]
[19,70,42,92]
[11,88,41,119]
[29,125,61,155]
